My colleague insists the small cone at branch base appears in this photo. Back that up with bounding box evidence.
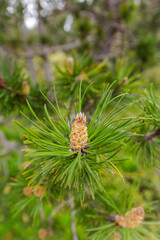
[33,186,45,197]
[38,229,48,239]
[23,186,32,197]
[67,57,74,75]
[22,81,30,95]
[115,207,144,229]
[70,113,88,151]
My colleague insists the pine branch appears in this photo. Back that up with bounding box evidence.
[39,205,45,221]
[48,200,70,228]
[69,195,78,240]
[2,36,94,59]
[1,85,45,103]
[145,128,160,142]
[52,4,107,19]
[14,83,132,196]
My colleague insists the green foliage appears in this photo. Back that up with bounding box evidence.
[0,180,86,240]
[106,58,142,93]
[136,33,156,67]
[10,176,59,224]
[85,183,160,240]
[119,0,137,22]
[128,86,160,166]
[55,55,108,104]
[14,83,132,199]
[0,56,50,116]
[0,56,30,116]
[143,85,160,126]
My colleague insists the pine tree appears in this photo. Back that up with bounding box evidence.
[1,1,160,240]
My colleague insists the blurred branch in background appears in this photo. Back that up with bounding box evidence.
[69,195,78,240]
[0,131,22,178]
[0,131,19,156]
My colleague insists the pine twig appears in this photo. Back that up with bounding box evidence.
[48,200,69,227]
[2,36,94,59]
[145,128,160,142]
[39,205,45,221]
[48,205,62,227]
[69,194,78,240]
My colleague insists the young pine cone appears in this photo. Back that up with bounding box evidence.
[67,57,74,75]
[22,81,30,95]
[23,186,32,197]
[38,229,48,239]
[115,207,144,229]
[70,113,88,151]
[33,186,45,197]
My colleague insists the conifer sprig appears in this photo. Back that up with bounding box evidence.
[129,86,160,166]
[10,176,61,225]
[0,55,50,116]
[14,83,132,198]
[106,58,142,93]
[87,189,160,240]
[55,55,107,104]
